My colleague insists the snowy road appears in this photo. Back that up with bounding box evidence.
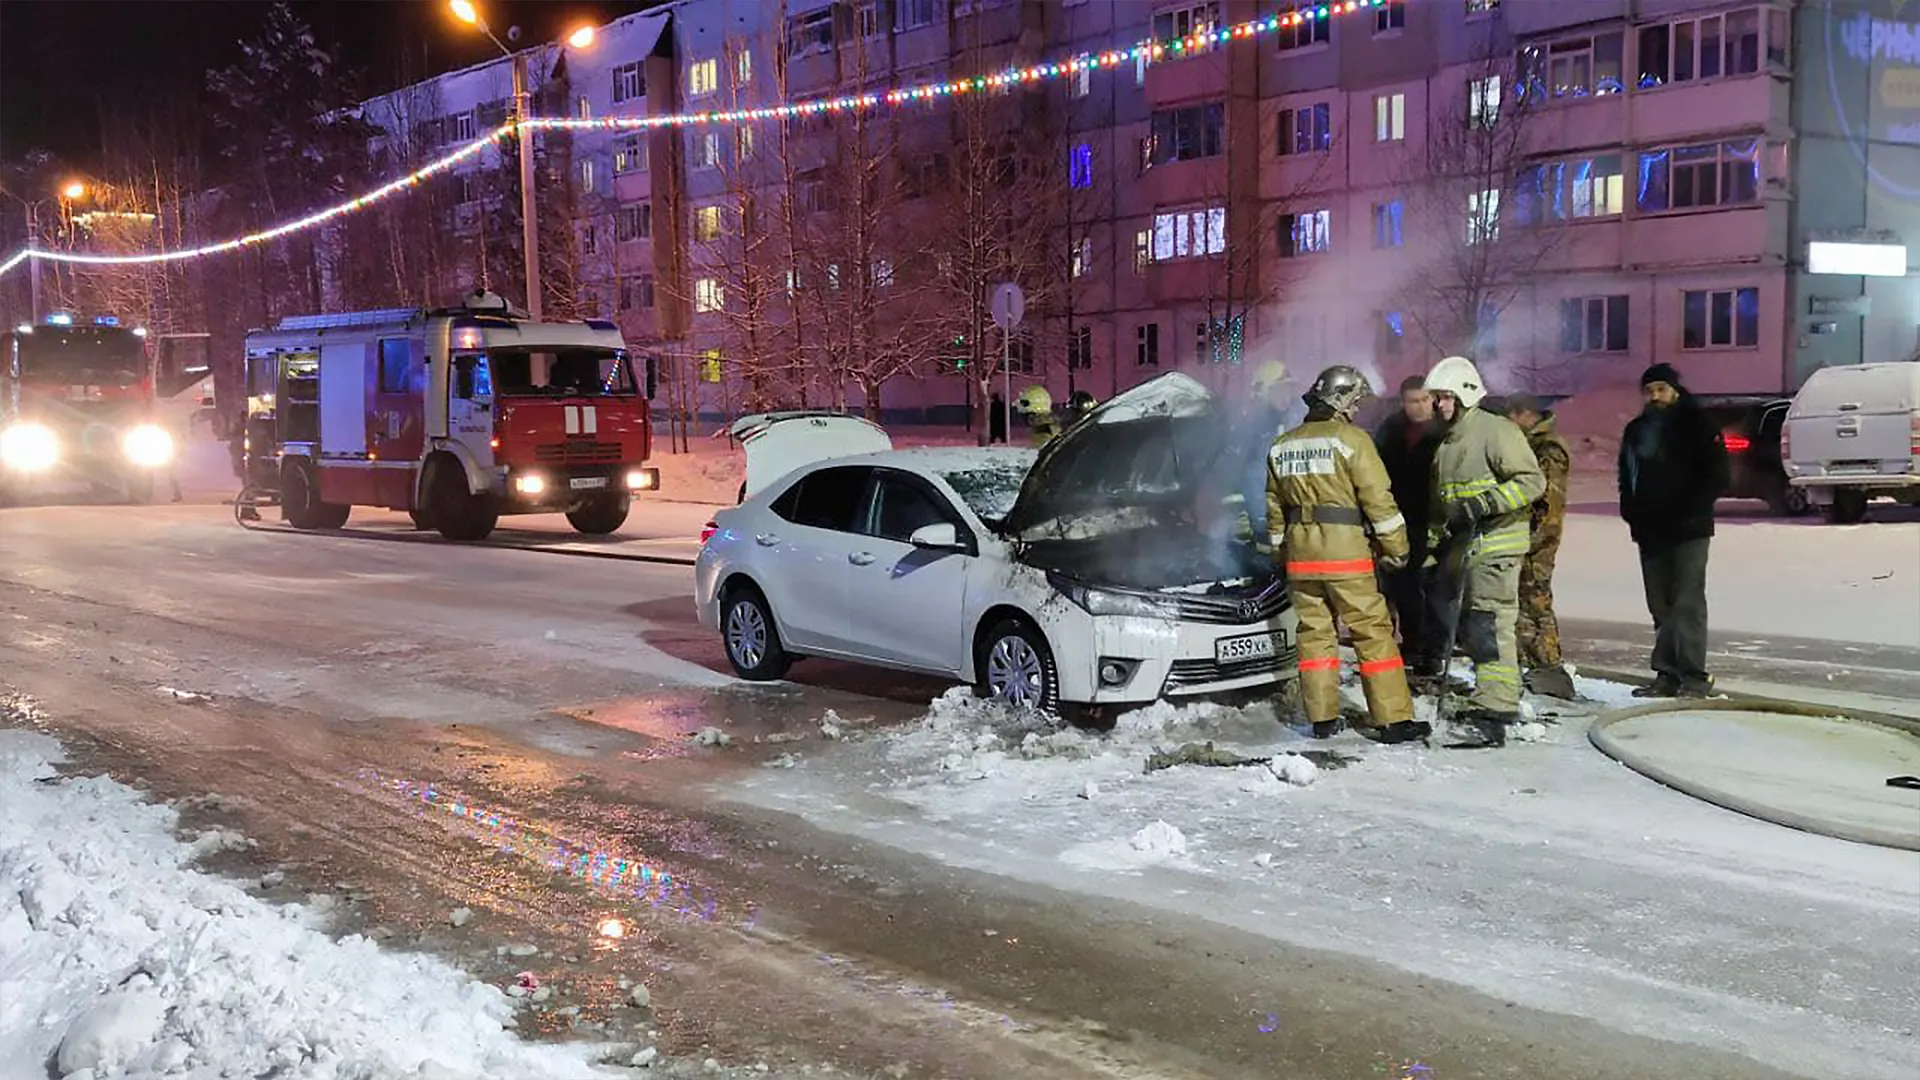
[2,501,1916,1079]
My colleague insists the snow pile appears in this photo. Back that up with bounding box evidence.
[1128,820,1189,856]
[0,729,624,1080]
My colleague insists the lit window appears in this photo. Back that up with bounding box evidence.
[689,58,719,98]
[1152,3,1220,51]
[1071,64,1091,98]
[613,137,648,174]
[1071,237,1092,279]
[1133,229,1153,274]
[735,49,753,87]
[1151,205,1227,261]
[1518,31,1626,102]
[736,127,755,162]
[575,96,592,120]
[1069,143,1094,188]
[871,260,895,289]
[1468,189,1501,244]
[1135,52,1149,85]
[1467,0,1500,17]
[1682,287,1759,349]
[694,278,724,313]
[1375,310,1406,356]
[1468,75,1501,128]
[1279,209,1331,257]
[691,132,720,169]
[579,160,595,192]
[695,205,723,242]
[1374,93,1405,142]
[1371,201,1404,248]
[1374,0,1406,34]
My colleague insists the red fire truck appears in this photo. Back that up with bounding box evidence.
[241,290,659,541]
[1,313,174,504]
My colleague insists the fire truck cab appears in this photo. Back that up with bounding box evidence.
[1,313,173,504]
[242,290,659,541]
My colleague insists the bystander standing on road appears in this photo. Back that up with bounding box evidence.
[1372,375,1444,680]
[1618,363,1731,698]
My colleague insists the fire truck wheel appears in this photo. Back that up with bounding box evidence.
[430,462,498,542]
[721,582,791,681]
[566,494,630,536]
[282,462,349,530]
[408,507,433,531]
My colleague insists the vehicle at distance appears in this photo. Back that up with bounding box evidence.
[241,290,660,541]
[0,314,173,504]
[1695,395,1809,517]
[694,373,1299,716]
[1783,360,1920,524]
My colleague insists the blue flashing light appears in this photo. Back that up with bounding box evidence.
[94,315,120,326]
[46,313,73,326]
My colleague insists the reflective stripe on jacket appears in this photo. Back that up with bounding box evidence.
[1267,417,1410,580]
[1428,406,1546,559]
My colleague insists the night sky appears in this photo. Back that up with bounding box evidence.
[0,0,662,167]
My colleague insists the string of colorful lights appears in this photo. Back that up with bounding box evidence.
[0,1,1393,278]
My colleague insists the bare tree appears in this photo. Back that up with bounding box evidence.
[1397,41,1567,375]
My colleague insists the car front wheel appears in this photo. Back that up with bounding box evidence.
[722,584,791,681]
[976,618,1060,714]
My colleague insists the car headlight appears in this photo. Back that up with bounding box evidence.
[0,423,60,473]
[1047,571,1178,619]
[122,424,174,468]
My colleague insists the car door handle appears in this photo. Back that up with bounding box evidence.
[849,552,876,566]
[755,533,780,546]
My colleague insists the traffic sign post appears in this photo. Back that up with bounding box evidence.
[990,282,1024,440]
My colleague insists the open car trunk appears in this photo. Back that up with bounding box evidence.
[732,410,892,501]
[1003,373,1276,597]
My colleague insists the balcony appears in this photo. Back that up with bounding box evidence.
[1621,204,1782,271]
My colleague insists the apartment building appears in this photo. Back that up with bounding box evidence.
[349,0,1917,422]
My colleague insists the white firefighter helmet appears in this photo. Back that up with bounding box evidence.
[1425,355,1488,409]
[1251,359,1289,393]
[1014,385,1053,416]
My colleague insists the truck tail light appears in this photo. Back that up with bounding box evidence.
[700,520,718,545]
[1910,410,1920,457]
[1780,422,1790,461]
[1722,432,1751,453]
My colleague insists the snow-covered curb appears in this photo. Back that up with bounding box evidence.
[0,727,630,1080]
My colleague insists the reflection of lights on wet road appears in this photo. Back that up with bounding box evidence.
[348,766,756,932]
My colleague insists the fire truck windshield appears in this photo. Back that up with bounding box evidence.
[488,347,635,397]
[14,328,146,386]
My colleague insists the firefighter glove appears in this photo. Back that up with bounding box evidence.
[1378,550,1408,573]
[1444,492,1497,534]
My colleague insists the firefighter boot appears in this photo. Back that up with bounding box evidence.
[1444,709,1515,749]
[1372,719,1432,745]
[1311,718,1345,740]
[1631,675,1681,699]
[1526,665,1577,701]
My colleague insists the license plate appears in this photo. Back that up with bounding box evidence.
[1216,632,1282,663]
[569,476,608,490]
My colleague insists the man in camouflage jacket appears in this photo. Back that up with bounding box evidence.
[1496,395,1576,700]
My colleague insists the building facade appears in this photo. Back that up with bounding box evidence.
[348,0,1917,423]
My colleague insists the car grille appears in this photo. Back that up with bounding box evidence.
[1164,580,1291,625]
[535,440,622,464]
[1163,646,1300,690]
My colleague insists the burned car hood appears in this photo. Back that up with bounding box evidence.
[1001,372,1235,542]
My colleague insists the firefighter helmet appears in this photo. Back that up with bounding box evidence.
[1304,365,1372,420]
[1065,390,1097,417]
[1425,355,1488,409]
[1014,385,1053,416]
[1251,360,1290,393]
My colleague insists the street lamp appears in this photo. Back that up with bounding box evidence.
[447,0,596,322]
[3,179,91,323]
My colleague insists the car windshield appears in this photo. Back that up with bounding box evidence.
[489,347,634,397]
[938,459,1033,524]
[15,331,145,385]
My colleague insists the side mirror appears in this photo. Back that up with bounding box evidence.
[909,522,960,550]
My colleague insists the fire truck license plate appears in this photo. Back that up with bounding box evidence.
[1215,632,1282,664]
[570,476,609,490]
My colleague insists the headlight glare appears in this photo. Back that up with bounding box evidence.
[122,424,174,468]
[0,423,60,473]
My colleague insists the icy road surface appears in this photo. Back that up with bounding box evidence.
[1,498,1916,1079]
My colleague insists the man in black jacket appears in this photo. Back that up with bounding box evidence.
[1618,363,1731,698]
[1373,375,1445,681]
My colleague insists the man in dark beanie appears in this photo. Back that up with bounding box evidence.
[1618,362,1730,697]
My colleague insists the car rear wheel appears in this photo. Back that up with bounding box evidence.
[1767,481,1812,517]
[1823,489,1869,525]
[721,584,791,681]
[976,618,1060,714]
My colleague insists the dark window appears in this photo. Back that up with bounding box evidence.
[378,339,412,394]
[1148,102,1225,165]
[870,473,955,543]
[1681,287,1760,349]
[774,465,872,531]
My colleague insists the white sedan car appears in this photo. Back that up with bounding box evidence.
[693,373,1298,714]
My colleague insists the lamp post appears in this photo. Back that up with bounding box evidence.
[449,0,595,322]
[6,180,87,324]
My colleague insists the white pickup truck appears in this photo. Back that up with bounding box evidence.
[1782,358,1920,524]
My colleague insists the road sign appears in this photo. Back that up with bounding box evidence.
[990,282,1025,330]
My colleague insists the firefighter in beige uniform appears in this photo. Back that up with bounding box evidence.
[1266,365,1432,745]
[1422,356,1546,749]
